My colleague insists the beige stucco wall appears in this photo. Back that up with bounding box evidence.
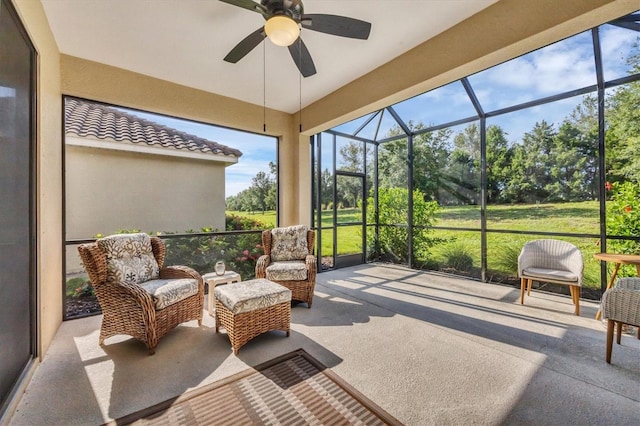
[9,0,640,365]
[66,144,228,239]
[65,142,230,274]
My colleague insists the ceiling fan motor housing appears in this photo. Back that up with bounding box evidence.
[262,0,303,21]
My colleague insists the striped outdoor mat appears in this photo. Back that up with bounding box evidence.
[112,349,401,425]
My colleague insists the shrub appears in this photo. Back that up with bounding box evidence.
[226,214,268,231]
[163,230,222,273]
[606,181,640,276]
[366,187,441,263]
[66,276,94,298]
[493,242,524,276]
[162,217,266,279]
[440,242,473,272]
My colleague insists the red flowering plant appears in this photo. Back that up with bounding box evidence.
[222,214,270,279]
[606,181,640,276]
[225,239,263,279]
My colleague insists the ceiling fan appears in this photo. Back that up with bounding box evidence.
[219,0,372,77]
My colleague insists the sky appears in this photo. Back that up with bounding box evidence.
[335,22,638,144]
[120,18,639,199]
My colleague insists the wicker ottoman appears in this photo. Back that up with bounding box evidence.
[214,278,291,354]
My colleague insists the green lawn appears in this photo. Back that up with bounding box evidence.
[437,201,600,234]
[229,202,607,289]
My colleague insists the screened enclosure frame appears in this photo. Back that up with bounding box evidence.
[312,12,640,293]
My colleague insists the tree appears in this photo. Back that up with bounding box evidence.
[562,95,599,199]
[606,45,640,184]
[366,187,440,263]
[504,120,556,203]
[445,123,480,205]
[226,161,277,213]
[485,125,512,203]
[379,122,453,203]
[319,168,333,209]
[251,171,273,213]
[547,120,590,201]
[378,134,409,190]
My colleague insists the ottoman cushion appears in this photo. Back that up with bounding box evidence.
[214,278,291,314]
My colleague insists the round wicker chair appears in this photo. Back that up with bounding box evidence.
[518,239,584,315]
[601,277,640,363]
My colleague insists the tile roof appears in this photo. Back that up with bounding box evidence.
[64,98,242,158]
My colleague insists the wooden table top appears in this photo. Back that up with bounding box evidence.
[593,253,640,264]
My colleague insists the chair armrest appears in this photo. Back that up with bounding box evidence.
[78,243,108,288]
[160,265,204,292]
[100,280,157,318]
[255,255,271,278]
[305,254,317,279]
[517,249,536,277]
[601,288,640,326]
[564,250,584,286]
[614,277,640,291]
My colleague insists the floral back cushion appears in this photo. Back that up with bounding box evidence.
[97,233,159,285]
[270,225,309,261]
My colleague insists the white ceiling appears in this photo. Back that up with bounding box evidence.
[41,0,498,114]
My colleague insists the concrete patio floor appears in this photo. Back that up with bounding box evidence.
[9,264,640,425]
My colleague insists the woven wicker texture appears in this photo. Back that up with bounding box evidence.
[78,235,204,355]
[215,299,290,355]
[255,228,317,308]
[518,239,584,315]
[601,277,640,363]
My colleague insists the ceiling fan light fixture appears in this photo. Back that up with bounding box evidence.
[265,15,300,47]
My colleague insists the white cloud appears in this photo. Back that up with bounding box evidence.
[225,156,275,196]
[468,31,597,110]
[599,24,639,79]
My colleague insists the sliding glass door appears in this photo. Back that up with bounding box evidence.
[0,0,36,415]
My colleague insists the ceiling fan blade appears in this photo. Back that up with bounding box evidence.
[288,38,316,77]
[218,0,267,15]
[223,27,266,63]
[301,14,371,40]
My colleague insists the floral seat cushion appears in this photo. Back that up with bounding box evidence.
[266,261,308,281]
[139,278,199,310]
[270,225,309,261]
[214,279,291,314]
[97,233,159,285]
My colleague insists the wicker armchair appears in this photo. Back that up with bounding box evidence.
[518,239,584,315]
[78,233,204,354]
[601,277,640,363]
[255,225,317,308]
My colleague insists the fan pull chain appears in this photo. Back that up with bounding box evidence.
[299,37,302,133]
[263,40,266,133]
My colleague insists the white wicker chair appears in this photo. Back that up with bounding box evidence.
[517,239,584,315]
[601,277,640,363]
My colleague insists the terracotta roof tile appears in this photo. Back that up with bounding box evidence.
[65,98,242,158]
